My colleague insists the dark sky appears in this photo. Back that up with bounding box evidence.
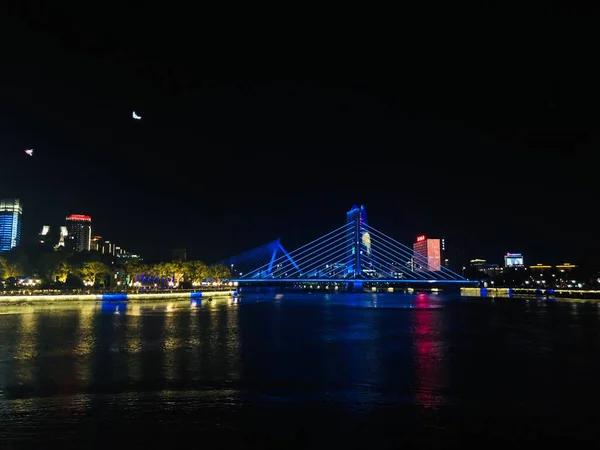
[1,4,599,267]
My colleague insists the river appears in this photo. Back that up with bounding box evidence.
[1,292,599,448]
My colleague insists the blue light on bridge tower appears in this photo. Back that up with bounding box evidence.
[226,204,474,286]
[346,205,368,278]
[266,239,300,277]
[218,238,300,280]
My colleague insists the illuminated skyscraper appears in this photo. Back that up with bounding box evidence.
[413,235,441,271]
[0,198,23,252]
[66,214,92,252]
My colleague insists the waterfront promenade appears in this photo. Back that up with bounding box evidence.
[4,285,600,305]
[0,288,236,304]
[462,286,600,300]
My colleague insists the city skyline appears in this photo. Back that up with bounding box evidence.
[1,199,134,258]
[0,197,585,271]
[1,6,598,267]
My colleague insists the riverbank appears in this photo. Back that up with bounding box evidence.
[461,286,600,300]
[0,289,236,305]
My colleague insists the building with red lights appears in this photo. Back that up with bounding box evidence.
[412,235,441,272]
[66,214,92,252]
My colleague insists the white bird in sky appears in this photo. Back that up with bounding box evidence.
[132,111,142,120]
[25,149,33,156]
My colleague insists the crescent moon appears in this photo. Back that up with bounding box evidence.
[132,111,141,120]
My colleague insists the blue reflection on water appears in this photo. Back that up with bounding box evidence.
[100,301,127,315]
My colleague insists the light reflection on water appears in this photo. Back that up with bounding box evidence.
[0,293,600,446]
[412,293,446,410]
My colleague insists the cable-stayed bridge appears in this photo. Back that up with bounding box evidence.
[219,206,475,290]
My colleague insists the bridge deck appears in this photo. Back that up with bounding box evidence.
[233,278,477,285]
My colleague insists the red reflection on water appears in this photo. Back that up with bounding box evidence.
[413,294,443,408]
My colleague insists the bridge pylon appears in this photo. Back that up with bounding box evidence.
[346,204,368,279]
[225,204,475,287]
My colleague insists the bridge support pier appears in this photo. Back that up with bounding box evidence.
[346,281,363,292]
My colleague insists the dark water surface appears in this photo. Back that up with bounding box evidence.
[1,292,600,448]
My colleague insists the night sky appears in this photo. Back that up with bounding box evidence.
[1,5,598,267]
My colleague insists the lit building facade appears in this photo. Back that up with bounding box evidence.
[0,198,23,252]
[528,263,579,289]
[39,225,50,243]
[55,226,68,249]
[530,263,577,273]
[413,235,441,271]
[441,237,448,268]
[66,214,92,252]
[90,235,102,251]
[470,258,502,277]
[504,252,524,267]
[556,263,577,272]
[102,240,113,256]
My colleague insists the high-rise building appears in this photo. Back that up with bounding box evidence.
[65,214,92,252]
[413,235,441,272]
[441,237,448,268]
[0,198,23,252]
[39,225,51,244]
[55,226,68,249]
[90,235,102,251]
[102,240,114,256]
[439,237,459,270]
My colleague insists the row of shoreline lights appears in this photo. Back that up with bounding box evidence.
[6,279,238,288]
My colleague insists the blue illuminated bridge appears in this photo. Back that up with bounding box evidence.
[219,205,476,291]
